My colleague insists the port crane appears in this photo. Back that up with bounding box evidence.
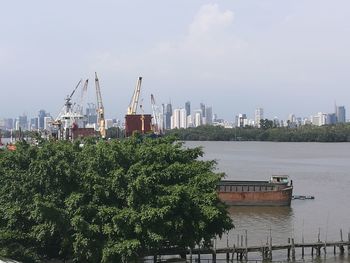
[151,94,162,134]
[52,79,86,140]
[94,72,106,138]
[127,77,142,115]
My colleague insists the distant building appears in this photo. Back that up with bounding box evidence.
[30,117,39,130]
[171,108,187,129]
[237,114,247,128]
[38,110,47,130]
[193,110,202,127]
[205,106,213,125]
[185,101,191,117]
[44,116,53,130]
[255,108,264,128]
[336,106,346,123]
[200,103,206,118]
[18,114,28,130]
[86,103,98,126]
[163,103,172,130]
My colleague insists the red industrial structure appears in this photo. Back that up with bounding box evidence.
[125,114,152,137]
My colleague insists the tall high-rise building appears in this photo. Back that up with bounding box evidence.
[30,117,39,130]
[38,110,47,130]
[171,108,187,129]
[164,103,172,130]
[200,103,206,118]
[185,101,191,117]
[86,103,98,125]
[18,114,28,130]
[205,106,213,125]
[336,106,346,123]
[255,108,264,127]
[193,110,202,127]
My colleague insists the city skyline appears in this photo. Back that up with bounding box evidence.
[1,1,350,120]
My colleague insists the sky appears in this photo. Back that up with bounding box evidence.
[1,0,350,121]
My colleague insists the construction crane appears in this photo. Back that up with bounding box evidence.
[151,94,162,134]
[127,77,142,115]
[95,72,106,138]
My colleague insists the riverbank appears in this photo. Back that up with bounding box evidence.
[167,124,350,142]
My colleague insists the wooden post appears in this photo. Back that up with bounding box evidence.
[287,238,291,259]
[226,232,230,262]
[311,246,314,257]
[340,229,344,254]
[189,248,192,263]
[245,230,248,260]
[231,244,235,263]
[324,240,327,255]
[213,238,217,263]
[340,229,343,241]
[302,236,305,258]
[348,232,350,255]
[318,228,321,243]
[291,238,296,260]
[334,245,336,255]
[153,255,157,263]
[197,247,201,263]
[269,235,273,260]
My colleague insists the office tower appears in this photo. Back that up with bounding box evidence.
[38,110,47,130]
[194,110,202,127]
[237,114,247,128]
[18,114,28,130]
[85,103,97,125]
[185,101,191,117]
[171,108,181,129]
[205,106,213,125]
[30,117,39,130]
[164,103,172,130]
[179,108,187,128]
[255,108,264,127]
[4,118,14,130]
[200,103,206,117]
[44,116,53,130]
[336,106,346,123]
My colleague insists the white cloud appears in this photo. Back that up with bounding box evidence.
[189,4,234,39]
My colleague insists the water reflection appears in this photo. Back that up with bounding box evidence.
[218,206,294,248]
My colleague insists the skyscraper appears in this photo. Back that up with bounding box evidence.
[255,108,264,127]
[205,106,213,125]
[200,103,206,118]
[336,106,346,123]
[164,103,172,130]
[185,101,191,117]
[38,110,47,130]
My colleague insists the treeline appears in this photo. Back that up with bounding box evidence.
[166,124,350,142]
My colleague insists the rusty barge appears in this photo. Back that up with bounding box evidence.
[218,175,293,206]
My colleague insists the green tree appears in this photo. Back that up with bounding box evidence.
[0,136,233,262]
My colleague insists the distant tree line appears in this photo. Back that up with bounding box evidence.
[166,122,350,142]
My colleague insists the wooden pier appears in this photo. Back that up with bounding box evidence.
[144,229,350,262]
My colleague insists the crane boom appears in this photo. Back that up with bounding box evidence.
[95,72,106,138]
[127,77,142,115]
[151,94,161,134]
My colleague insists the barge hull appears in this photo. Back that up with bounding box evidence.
[218,187,293,206]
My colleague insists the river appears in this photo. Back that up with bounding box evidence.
[185,141,350,262]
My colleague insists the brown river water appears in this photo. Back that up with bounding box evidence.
[185,141,350,262]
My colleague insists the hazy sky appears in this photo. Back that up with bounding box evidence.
[1,0,350,121]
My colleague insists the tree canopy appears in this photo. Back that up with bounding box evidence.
[0,136,232,262]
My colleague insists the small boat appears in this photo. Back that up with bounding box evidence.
[217,175,293,206]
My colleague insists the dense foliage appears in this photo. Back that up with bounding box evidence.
[166,124,350,142]
[0,136,232,262]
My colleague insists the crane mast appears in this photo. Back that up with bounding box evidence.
[127,77,142,115]
[95,72,106,138]
[150,94,160,134]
